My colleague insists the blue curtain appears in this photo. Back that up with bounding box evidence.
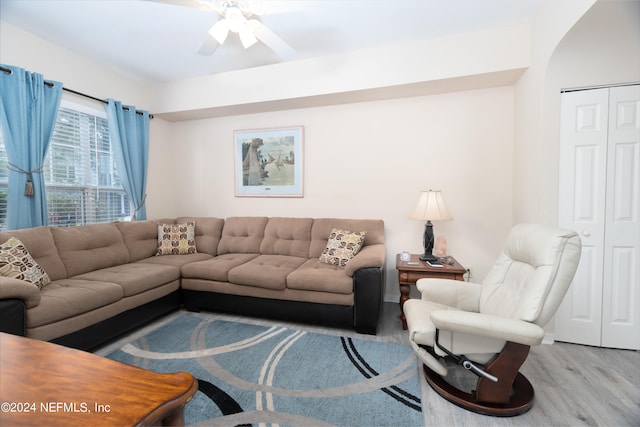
[106,99,149,220]
[0,64,62,230]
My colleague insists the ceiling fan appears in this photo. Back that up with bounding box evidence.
[150,0,296,60]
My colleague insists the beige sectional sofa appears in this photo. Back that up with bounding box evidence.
[0,216,386,350]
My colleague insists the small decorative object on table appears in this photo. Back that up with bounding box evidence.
[435,235,447,257]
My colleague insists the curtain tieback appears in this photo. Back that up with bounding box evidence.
[7,163,43,197]
[132,194,147,221]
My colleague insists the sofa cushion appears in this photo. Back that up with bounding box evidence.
[310,218,385,258]
[181,253,259,282]
[156,222,197,255]
[0,237,51,289]
[72,263,180,297]
[116,220,160,261]
[51,223,129,277]
[117,217,224,260]
[260,217,312,257]
[0,226,67,281]
[176,217,225,255]
[318,228,366,268]
[287,259,353,294]
[228,255,307,290]
[27,279,124,328]
[218,217,268,254]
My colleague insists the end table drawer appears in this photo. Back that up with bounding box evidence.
[400,270,461,284]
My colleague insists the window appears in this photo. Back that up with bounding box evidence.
[0,100,130,229]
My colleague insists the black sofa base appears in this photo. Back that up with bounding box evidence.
[0,299,26,336]
[1,266,384,350]
[183,289,359,330]
[50,290,182,352]
[183,266,384,335]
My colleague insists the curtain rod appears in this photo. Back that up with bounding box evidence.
[0,65,153,118]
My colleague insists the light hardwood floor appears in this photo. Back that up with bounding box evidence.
[97,302,640,426]
[375,302,640,427]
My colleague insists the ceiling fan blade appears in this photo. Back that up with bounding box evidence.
[209,19,229,44]
[197,34,220,55]
[249,20,295,60]
[239,26,258,49]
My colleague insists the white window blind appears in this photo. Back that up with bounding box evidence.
[0,101,130,229]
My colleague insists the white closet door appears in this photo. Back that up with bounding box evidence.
[557,84,640,350]
[601,85,640,349]
[556,88,609,346]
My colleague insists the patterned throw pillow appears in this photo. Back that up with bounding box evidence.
[318,228,366,268]
[0,237,51,289]
[156,222,197,255]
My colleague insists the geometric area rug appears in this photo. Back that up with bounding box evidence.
[106,312,424,426]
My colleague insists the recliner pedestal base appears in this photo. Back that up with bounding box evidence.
[422,341,535,417]
[424,366,534,416]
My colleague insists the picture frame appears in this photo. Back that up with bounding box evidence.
[234,126,304,197]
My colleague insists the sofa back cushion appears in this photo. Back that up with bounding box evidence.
[260,217,313,257]
[116,220,159,261]
[176,217,225,256]
[51,223,129,277]
[218,217,268,254]
[310,218,385,258]
[0,227,67,281]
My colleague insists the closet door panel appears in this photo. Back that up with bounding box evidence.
[602,85,640,350]
[556,88,609,346]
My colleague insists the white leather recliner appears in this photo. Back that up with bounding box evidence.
[404,223,581,416]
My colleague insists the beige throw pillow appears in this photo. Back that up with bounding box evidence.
[0,237,51,289]
[156,222,197,255]
[318,228,366,268]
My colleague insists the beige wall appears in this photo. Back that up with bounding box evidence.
[0,23,150,107]
[512,0,597,226]
[147,87,515,300]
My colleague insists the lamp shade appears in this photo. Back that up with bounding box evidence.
[410,190,453,221]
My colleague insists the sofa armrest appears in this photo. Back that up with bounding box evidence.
[353,266,385,335]
[0,277,41,308]
[346,244,386,276]
[0,299,27,336]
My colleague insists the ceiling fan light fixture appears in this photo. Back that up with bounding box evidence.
[225,7,246,33]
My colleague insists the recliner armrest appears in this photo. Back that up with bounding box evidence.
[417,279,482,312]
[430,310,545,346]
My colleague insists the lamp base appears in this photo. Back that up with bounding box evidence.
[419,253,438,262]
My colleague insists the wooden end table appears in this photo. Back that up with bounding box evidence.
[0,332,197,426]
[396,253,466,330]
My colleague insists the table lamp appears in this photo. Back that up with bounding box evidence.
[409,189,453,262]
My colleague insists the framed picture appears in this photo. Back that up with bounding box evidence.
[234,126,304,197]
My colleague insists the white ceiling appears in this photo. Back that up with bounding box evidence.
[1,0,543,83]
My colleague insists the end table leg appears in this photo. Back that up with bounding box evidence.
[399,283,409,330]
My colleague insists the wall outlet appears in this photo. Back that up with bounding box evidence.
[464,266,473,281]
